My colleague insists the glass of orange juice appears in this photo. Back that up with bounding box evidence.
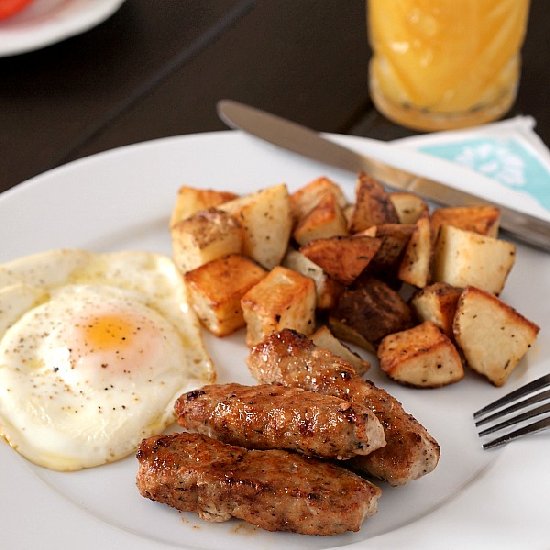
[367,0,530,131]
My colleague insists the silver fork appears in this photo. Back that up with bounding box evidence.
[473,373,550,449]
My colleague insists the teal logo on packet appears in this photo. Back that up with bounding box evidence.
[419,137,550,211]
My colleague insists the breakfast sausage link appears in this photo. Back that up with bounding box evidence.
[247,329,440,486]
[175,382,385,459]
[136,432,381,535]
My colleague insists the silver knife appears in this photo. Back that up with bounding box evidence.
[217,100,550,253]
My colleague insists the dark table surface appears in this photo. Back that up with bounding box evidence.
[1,0,549,194]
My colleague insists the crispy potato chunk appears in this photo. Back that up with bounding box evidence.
[432,225,516,295]
[311,325,371,376]
[453,287,540,386]
[410,282,462,337]
[361,223,415,275]
[171,208,242,274]
[282,249,342,309]
[328,318,374,352]
[343,203,354,230]
[170,186,238,226]
[294,191,348,246]
[398,216,431,288]
[430,205,500,243]
[241,266,316,346]
[185,255,267,336]
[378,322,464,388]
[329,279,414,352]
[289,177,347,221]
[389,192,429,224]
[300,235,381,285]
[349,172,399,233]
[220,184,292,270]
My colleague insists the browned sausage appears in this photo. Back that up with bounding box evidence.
[136,432,381,535]
[175,382,385,459]
[247,329,440,486]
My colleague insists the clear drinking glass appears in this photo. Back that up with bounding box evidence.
[367,0,530,131]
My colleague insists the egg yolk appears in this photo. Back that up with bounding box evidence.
[64,305,166,382]
[83,314,136,351]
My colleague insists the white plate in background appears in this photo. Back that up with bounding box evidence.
[0,132,548,549]
[0,0,124,57]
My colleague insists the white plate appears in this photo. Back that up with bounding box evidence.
[0,132,548,550]
[0,0,124,57]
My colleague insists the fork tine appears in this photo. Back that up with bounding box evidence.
[478,402,550,436]
[483,417,550,449]
[473,373,550,419]
[475,389,550,427]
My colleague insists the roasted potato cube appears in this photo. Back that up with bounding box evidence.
[430,205,500,243]
[361,223,415,274]
[171,208,242,274]
[378,322,464,388]
[398,216,431,288]
[300,235,381,285]
[311,325,371,375]
[294,191,348,246]
[432,225,516,295]
[329,279,414,352]
[328,317,374,352]
[453,287,539,386]
[184,255,267,336]
[241,266,316,346]
[220,183,292,270]
[343,203,354,229]
[282,249,342,309]
[289,177,347,221]
[389,192,429,224]
[410,282,462,337]
[349,172,399,233]
[170,186,238,226]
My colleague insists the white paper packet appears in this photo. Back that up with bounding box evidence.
[394,116,550,217]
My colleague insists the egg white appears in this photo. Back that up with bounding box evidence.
[0,249,214,471]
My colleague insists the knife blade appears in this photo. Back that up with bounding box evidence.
[217,100,550,253]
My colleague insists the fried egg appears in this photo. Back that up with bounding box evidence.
[0,249,214,471]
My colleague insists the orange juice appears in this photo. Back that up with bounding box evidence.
[368,0,530,131]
